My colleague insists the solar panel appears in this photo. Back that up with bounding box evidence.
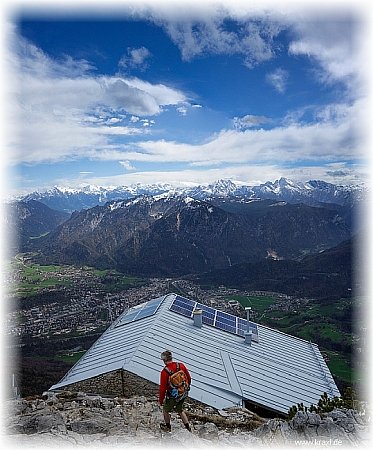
[237,318,245,334]
[215,310,236,334]
[115,296,164,327]
[196,303,216,326]
[169,295,195,318]
[169,295,259,342]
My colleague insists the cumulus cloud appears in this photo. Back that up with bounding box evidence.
[46,88,363,180]
[124,77,186,106]
[287,16,365,91]
[102,78,161,115]
[146,4,365,92]
[9,34,187,164]
[6,7,367,188]
[85,100,363,168]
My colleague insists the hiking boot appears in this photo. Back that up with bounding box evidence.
[160,423,171,432]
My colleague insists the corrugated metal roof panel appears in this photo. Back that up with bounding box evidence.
[50,292,340,414]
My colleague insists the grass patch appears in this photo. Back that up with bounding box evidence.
[319,325,344,343]
[14,263,73,297]
[295,323,349,346]
[12,260,146,297]
[308,303,338,316]
[264,313,300,328]
[100,273,146,292]
[91,268,111,277]
[325,351,352,384]
[56,351,86,364]
[37,265,63,273]
[227,295,277,314]
[17,281,72,297]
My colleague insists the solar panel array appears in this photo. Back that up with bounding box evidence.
[170,295,259,342]
[115,296,164,327]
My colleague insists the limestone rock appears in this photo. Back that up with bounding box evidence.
[252,408,369,446]
[196,422,219,440]
[4,393,369,447]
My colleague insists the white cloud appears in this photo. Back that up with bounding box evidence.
[147,4,366,93]
[77,161,367,189]
[119,46,152,71]
[78,165,286,187]
[5,6,369,188]
[124,77,186,106]
[101,78,161,115]
[116,108,363,166]
[13,30,95,78]
[177,106,188,116]
[233,114,270,130]
[266,68,288,93]
[107,117,122,124]
[9,34,188,165]
[160,15,283,67]
[287,16,365,92]
[119,160,136,171]
[46,94,363,175]
[176,102,203,116]
[87,126,146,136]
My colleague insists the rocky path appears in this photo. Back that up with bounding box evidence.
[3,391,370,448]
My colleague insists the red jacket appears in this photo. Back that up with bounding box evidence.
[159,361,192,405]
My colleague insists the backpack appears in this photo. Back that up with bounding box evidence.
[164,362,189,402]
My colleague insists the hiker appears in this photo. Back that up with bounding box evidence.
[159,349,192,432]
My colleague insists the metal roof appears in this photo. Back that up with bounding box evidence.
[50,293,340,414]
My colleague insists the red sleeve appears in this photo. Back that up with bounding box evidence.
[159,368,169,404]
[180,362,192,385]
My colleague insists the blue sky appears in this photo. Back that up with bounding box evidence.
[3,0,372,194]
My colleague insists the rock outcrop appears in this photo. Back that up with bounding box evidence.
[4,391,370,447]
[253,409,370,447]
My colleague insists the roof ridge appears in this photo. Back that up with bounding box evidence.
[308,342,336,397]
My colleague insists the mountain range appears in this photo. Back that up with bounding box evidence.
[19,178,365,213]
[31,192,352,277]
[8,177,363,296]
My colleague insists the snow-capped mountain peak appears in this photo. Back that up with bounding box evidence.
[17,178,366,213]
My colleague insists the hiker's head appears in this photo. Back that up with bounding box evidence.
[161,350,172,363]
